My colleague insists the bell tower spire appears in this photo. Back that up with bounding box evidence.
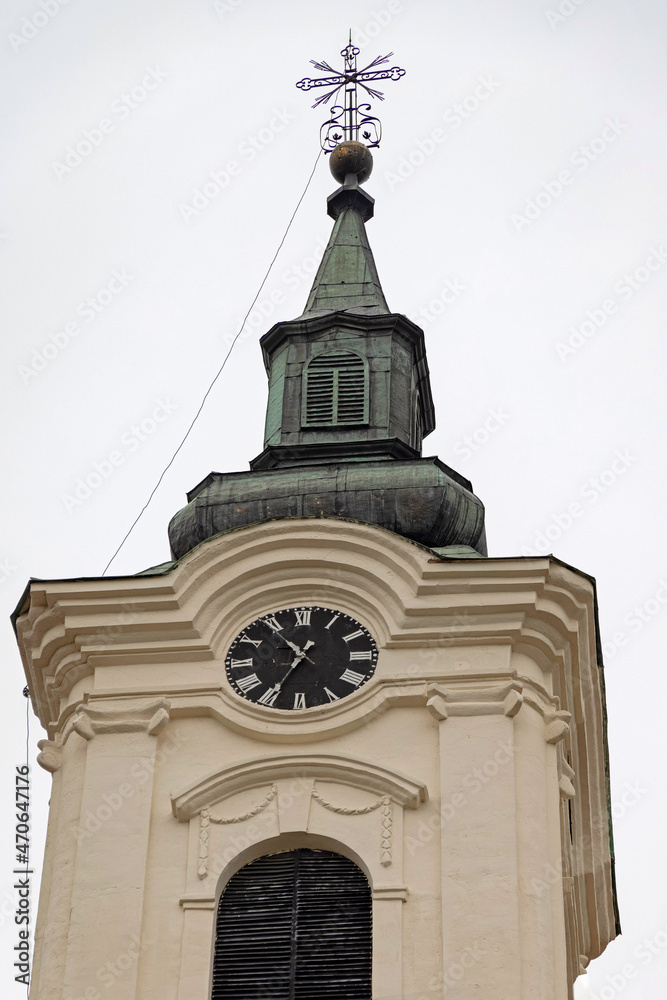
[168,40,488,560]
[300,166,389,318]
[296,37,404,317]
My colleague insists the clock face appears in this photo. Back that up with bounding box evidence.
[225,606,378,711]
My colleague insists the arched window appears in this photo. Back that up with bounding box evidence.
[211,848,372,1000]
[303,351,369,427]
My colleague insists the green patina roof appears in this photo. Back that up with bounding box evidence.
[301,205,389,317]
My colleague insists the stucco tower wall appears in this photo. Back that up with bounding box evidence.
[14,518,617,1000]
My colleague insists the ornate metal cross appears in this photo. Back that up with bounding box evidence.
[296,34,406,152]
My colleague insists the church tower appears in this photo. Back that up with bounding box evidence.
[13,40,618,1000]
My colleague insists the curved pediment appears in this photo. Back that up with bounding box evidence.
[170,751,428,821]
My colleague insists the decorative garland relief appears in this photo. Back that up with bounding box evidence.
[198,784,278,879]
[311,785,393,867]
[197,782,394,878]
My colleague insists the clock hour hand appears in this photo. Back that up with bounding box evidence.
[282,637,309,656]
[282,637,300,652]
[280,636,316,665]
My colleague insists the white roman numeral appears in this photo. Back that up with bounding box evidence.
[342,629,364,643]
[294,610,312,626]
[325,614,340,629]
[258,687,279,706]
[349,650,373,660]
[340,669,366,686]
[230,658,254,669]
[324,687,339,702]
[239,634,262,648]
[237,673,262,693]
[262,616,283,632]
[293,692,306,709]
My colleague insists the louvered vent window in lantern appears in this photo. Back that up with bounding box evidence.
[303,352,369,426]
[211,848,372,1000]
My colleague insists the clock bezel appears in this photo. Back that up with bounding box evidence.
[224,604,378,712]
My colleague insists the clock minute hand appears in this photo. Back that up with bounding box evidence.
[275,640,314,692]
[274,653,304,694]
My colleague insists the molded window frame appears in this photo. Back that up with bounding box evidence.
[173,752,424,1000]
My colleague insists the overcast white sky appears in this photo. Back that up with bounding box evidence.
[2,0,666,996]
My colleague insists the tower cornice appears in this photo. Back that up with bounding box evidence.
[14,518,603,733]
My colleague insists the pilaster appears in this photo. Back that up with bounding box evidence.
[427,679,572,999]
[29,731,85,1000]
[59,698,170,1000]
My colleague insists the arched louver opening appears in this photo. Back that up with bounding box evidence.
[211,848,372,1000]
[303,352,368,426]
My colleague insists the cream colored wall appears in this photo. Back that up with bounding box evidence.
[16,519,616,1000]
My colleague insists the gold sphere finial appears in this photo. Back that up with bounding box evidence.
[329,141,374,185]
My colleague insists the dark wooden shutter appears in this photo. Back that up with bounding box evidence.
[304,353,368,426]
[211,848,372,1000]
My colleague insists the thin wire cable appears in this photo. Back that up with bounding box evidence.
[102,148,323,576]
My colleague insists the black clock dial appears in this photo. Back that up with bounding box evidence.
[225,606,378,710]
